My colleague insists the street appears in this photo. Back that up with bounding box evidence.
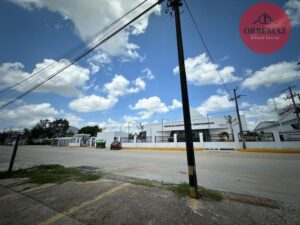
[0,145,299,203]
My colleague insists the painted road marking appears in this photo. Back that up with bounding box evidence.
[38,183,129,225]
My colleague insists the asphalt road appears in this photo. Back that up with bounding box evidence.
[0,145,299,203]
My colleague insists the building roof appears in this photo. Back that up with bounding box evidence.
[254,121,277,131]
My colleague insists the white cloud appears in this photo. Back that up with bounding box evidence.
[70,74,146,112]
[127,97,182,121]
[133,77,146,90]
[141,67,155,80]
[241,61,300,90]
[87,52,111,74]
[129,96,169,119]
[104,74,145,98]
[0,103,59,127]
[285,0,300,26]
[65,113,83,127]
[9,0,161,61]
[173,53,240,86]
[196,94,234,115]
[169,99,182,110]
[69,95,117,112]
[0,59,90,96]
[123,115,140,123]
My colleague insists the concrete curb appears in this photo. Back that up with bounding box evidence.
[123,147,205,151]
[236,149,300,154]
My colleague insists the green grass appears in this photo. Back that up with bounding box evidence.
[0,165,101,184]
[170,182,190,198]
[132,179,156,187]
[170,182,223,201]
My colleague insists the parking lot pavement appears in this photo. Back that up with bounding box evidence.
[0,176,299,225]
[0,145,300,203]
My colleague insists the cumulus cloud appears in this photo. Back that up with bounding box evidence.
[65,113,83,127]
[196,94,234,115]
[127,97,183,121]
[0,103,59,127]
[8,0,161,61]
[87,52,111,74]
[0,59,90,96]
[69,95,118,112]
[173,53,240,86]
[104,74,145,98]
[169,99,182,110]
[70,73,147,112]
[129,96,169,119]
[141,67,155,80]
[241,61,300,90]
[285,0,300,26]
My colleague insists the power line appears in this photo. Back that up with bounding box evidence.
[0,0,149,97]
[183,0,230,95]
[0,0,164,109]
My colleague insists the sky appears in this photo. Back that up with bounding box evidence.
[0,0,300,131]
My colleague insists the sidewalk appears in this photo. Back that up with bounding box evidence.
[0,174,299,225]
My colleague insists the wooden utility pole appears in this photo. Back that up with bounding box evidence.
[168,0,199,199]
[8,134,21,172]
[230,88,246,149]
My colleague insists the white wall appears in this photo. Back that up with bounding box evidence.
[120,130,300,150]
[96,131,127,147]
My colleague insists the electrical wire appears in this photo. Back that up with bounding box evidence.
[183,0,231,96]
[0,0,164,109]
[0,0,149,97]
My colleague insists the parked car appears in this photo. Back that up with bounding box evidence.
[110,141,122,150]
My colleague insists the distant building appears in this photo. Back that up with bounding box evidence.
[254,104,300,133]
[95,109,247,145]
[143,109,247,142]
[254,104,300,141]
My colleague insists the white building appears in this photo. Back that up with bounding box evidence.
[95,110,247,149]
[254,104,300,141]
[55,134,93,147]
[96,131,128,147]
[143,109,246,142]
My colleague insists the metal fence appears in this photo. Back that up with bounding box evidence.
[177,135,200,142]
[137,136,152,143]
[207,134,234,142]
[279,131,300,141]
[120,137,134,143]
[155,136,173,143]
[240,132,275,142]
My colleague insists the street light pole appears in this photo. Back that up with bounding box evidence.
[168,0,199,199]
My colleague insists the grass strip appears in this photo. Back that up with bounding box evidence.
[0,165,101,184]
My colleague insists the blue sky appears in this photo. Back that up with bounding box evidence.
[0,0,300,131]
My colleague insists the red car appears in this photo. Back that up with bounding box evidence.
[110,141,122,150]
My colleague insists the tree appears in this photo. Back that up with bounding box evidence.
[136,123,146,139]
[78,125,101,136]
[30,119,51,139]
[29,119,69,139]
[50,119,69,138]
